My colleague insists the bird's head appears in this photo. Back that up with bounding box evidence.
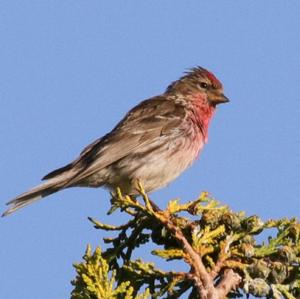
[166,66,229,107]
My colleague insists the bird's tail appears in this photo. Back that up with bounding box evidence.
[2,177,68,217]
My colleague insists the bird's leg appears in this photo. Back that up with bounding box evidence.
[131,194,160,212]
[134,179,161,212]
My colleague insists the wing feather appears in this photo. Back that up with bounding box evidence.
[63,97,186,186]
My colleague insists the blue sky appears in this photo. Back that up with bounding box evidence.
[1,1,300,298]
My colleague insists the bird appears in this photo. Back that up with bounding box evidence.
[2,66,229,217]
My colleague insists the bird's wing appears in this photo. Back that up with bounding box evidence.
[63,96,186,186]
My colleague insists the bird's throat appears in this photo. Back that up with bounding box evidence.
[191,101,215,143]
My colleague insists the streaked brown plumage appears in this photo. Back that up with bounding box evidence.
[2,66,229,217]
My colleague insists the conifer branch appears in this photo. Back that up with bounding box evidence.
[71,186,300,298]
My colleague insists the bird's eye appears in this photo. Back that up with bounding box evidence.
[199,82,208,89]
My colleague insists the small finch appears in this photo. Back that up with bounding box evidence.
[2,66,229,217]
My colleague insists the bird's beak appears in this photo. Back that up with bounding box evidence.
[209,93,230,105]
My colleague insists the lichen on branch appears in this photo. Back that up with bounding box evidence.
[71,185,300,298]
